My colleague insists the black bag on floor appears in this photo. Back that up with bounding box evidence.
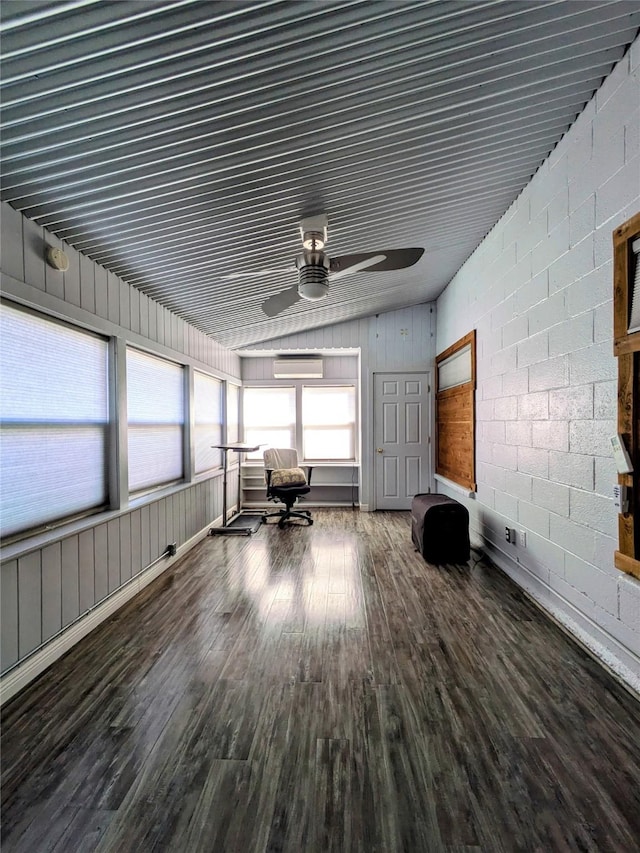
[411,493,470,564]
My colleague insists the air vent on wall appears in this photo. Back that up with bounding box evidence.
[273,358,324,379]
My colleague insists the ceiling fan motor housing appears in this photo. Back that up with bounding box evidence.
[296,251,330,301]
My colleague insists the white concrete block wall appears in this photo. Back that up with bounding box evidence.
[436,41,640,687]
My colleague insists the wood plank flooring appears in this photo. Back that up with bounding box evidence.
[2,509,640,852]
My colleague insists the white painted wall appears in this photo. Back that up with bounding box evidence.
[436,40,640,687]
[241,304,437,508]
[241,355,360,506]
[0,204,241,701]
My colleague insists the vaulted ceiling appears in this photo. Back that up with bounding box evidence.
[1,1,638,349]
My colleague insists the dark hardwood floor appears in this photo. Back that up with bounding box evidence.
[2,509,640,852]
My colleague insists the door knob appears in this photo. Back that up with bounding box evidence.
[376,448,384,453]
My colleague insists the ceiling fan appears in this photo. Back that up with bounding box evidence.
[226,215,424,317]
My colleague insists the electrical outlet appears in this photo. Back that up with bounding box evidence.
[519,530,526,549]
[505,526,511,542]
[505,526,516,544]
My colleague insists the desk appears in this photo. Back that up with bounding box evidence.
[210,442,263,535]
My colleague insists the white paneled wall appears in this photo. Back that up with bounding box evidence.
[0,204,240,698]
[241,354,359,382]
[436,40,640,686]
[241,355,360,506]
[242,304,437,508]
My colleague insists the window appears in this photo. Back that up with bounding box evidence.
[435,330,476,491]
[193,371,222,474]
[613,211,640,579]
[302,385,356,460]
[243,386,295,459]
[0,302,109,538]
[127,348,184,492]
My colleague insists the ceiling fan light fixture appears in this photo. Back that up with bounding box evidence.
[297,251,330,301]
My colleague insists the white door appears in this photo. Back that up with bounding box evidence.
[374,372,431,510]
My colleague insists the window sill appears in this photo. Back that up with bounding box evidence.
[1,471,225,563]
[434,474,476,499]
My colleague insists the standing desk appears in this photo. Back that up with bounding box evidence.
[210,442,263,535]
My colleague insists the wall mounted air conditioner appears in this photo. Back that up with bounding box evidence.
[273,358,324,378]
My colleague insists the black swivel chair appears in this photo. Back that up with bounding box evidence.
[262,448,313,528]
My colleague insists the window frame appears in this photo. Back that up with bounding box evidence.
[435,330,476,492]
[301,384,357,462]
[193,370,223,475]
[242,381,359,464]
[126,346,186,496]
[0,299,111,542]
[613,211,640,579]
[242,385,297,460]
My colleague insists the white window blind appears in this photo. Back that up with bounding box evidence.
[0,302,109,538]
[629,237,640,334]
[302,386,356,460]
[227,383,240,443]
[127,348,184,492]
[194,371,222,473]
[243,386,295,459]
[438,343,472,390]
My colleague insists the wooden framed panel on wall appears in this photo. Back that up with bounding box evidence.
[435,330,476,491]
[613,211,640,579]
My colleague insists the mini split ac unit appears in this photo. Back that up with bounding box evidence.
[273,358,324,379]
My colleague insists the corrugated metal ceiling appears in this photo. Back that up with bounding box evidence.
[1,0,638,349]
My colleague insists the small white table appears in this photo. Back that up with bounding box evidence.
[209,442,263,535]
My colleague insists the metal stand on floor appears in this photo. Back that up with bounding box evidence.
[210,442,263,536]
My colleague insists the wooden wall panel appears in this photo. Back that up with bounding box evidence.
[94,265,109,320]
[93,523,109,603]
[130,510,142,578]
[120,279,131,330]
[41,542,62,643]
[107,519,120,593]
[1,204,25,281]
[61,536,80,628]
[64,246,81,307]
[79,253,96,313]
[107,271,120,325]
[119,514,132,583]
[1,561,19,671]
[140,505,151,571]
[18,552,42,659]
[23,218,46,292]
[148,296,157,341]
[78,529,95,613]
[139,292,149,339]
[130,285,140,335]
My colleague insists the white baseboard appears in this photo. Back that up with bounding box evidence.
[480,538,640,698]
[0,517,220,707]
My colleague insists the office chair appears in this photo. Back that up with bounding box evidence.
[262,448,313,528]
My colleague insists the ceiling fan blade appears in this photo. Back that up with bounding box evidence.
[261,286,301,317]
[330,248,424,276]
[329,253,386,282]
